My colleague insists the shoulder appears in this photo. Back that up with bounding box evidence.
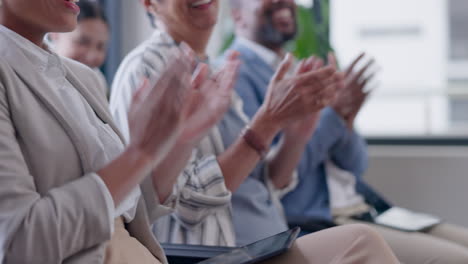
[121,32,176,75]
[112,32,177,90]
[0,56,22,98]
[111,31,179,103]
[61,56,99,81]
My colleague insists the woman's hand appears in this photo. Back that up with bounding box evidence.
[258,53,342,131]
[99,50,196,206]
[148,52,241,202]
[283,55,333,141]
[262,53,343,142]
[127,50,194,165]
[178,51,241,146]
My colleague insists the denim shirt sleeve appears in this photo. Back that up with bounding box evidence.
[305,107,347,169]
[234,68,263,119]
[307,107,368,180]
[327,110,369,180]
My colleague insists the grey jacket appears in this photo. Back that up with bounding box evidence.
[0,32,167,264]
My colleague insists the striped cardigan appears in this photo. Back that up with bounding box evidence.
[110,30,239,246]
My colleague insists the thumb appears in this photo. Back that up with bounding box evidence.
[272,53,293,82]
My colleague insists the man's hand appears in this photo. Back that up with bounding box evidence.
[332,53,377,129]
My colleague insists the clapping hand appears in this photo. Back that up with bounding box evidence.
[261,53,343,132]
[100,47,239,205]
[179,51,241,146]
[332,52,377,129]
[127,49,193,166]
[282,54,345,140]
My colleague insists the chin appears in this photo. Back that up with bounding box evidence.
[193,19,217,31]
[55,24,78,33]
[278,25,297,41]
[50,17,78,33]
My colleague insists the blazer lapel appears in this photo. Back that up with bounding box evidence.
[64,66,126,144]
[1,39,99,173]
[9,65,94,173]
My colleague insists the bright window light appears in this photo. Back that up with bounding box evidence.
[295,0,314,8]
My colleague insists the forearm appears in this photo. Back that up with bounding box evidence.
[268,133,310,189]
[218,109,281,192]
[151,143,194,202]
[267,112,320,189]
[98,146,153,207]
[306,107,348,168]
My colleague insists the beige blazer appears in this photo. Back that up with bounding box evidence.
[0,33,167,264]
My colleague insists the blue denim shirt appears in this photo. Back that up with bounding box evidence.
[282,108,369,221]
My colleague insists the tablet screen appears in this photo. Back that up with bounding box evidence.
[198,227,300,264]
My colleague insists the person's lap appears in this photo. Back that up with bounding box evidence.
[105,218,161,264]
[336,217,468,264]
[259,224,398,264]
[428,222,468,248]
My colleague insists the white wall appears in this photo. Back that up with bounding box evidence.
[330,0,452,136]
[365,146,468,227]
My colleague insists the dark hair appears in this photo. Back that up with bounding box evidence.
[77,0,108,25]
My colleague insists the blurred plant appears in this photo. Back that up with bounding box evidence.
[288,1,333,60]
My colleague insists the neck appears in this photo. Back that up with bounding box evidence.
[0,14,47,48]
[159,23,212,60]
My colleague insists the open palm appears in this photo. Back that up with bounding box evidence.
[179,52,241,146]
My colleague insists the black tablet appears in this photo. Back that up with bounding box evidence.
[197,227,301,264]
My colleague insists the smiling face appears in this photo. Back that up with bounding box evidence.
[233,0,297,47]
[0,0,80,36]
[51,18,109,69]
[148,0,219,35]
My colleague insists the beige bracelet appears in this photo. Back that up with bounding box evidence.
[241,126,268,159]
